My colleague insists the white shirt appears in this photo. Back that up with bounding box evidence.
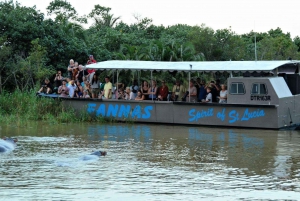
[68,84,77,98]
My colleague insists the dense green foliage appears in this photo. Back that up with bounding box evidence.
[0,0,299,92]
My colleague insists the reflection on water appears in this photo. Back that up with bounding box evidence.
[0,123,300,200]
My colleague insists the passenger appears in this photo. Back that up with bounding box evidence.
[124,87,131,100]
[87,54,97,65]
[83,82,92,98]
[198,80,207,102]
[76,65,88,83]
[101,76,112,99]
[203,87,212,103]
[187,81,197,102]
[115,83,124,99]
[171,80,185,101]
[209,81,218,102]
[86,55,96,82]
[148,80,158,100]
[37,78,53,94]
[90,74,100,99]
[65,78,71,87]
[194,77,201,91]
[141,81,149,100]
[67,59,75,79]
[76,80,84,98]
[135,90,145,100]
[130,80,139,100]
[117,87,125,99]
[218,84,228,103]
[53,70,64,93]
[215,79,221,92]
[58,79,69,97]
[68,80,77,98]
[157,80,169,101]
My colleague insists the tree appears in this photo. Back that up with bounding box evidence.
[47,0,87,24]
[88,5,120,29]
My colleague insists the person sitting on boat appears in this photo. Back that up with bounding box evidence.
[37,78,53,94]
[58,79,69,98]
[202,87,212,103]
[171,80,185,101]
[101,76,112,99]
[157,80,169,101]
[218,84,227,103]
[135,90,145,101]
[187,81,197,102]
[148,80,158,100]
[130,80,139,100]
[115,83,125,99]
[76,80,84,98]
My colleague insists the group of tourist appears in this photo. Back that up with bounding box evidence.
[37,55,228,103]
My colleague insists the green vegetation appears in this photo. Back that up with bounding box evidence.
[0,90,113,126]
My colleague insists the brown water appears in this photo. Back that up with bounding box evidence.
[0,123,300,200]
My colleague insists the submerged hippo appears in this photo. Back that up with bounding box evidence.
[0,137,18,153]
[80,150,107,161]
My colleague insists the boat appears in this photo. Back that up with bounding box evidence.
[46,60,300,130]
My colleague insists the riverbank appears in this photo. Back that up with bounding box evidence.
[0,90,112,126]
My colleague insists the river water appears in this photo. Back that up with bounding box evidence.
[0,123,300,200]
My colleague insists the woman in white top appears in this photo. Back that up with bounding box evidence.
[219,84,227,103]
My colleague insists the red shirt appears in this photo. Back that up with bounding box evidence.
[87,59,97,65]
[158,86,169,99]
[87,58,97,74]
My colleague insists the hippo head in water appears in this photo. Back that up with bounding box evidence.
[0,137,18,153]
[90,151,107,156]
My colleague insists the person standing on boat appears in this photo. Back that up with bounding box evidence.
[68,80,77,98]
[148,80,158,100]
[218,84,228,103]
[198,80,207,102]
[67,59,75,79]
[53,70,64,93]
[76,65,88,83]
[86,55,97,82]
[209,81,218,102]
[157,80,169,101]
[102,76,112,99]
[141,80,149,100]
[90,74,101,99]
[187,81,197,102]
[171,80,185,101]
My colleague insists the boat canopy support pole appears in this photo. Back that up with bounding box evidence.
[151,70,153,101]
[189,65,192,102]
[117,70,119,99]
